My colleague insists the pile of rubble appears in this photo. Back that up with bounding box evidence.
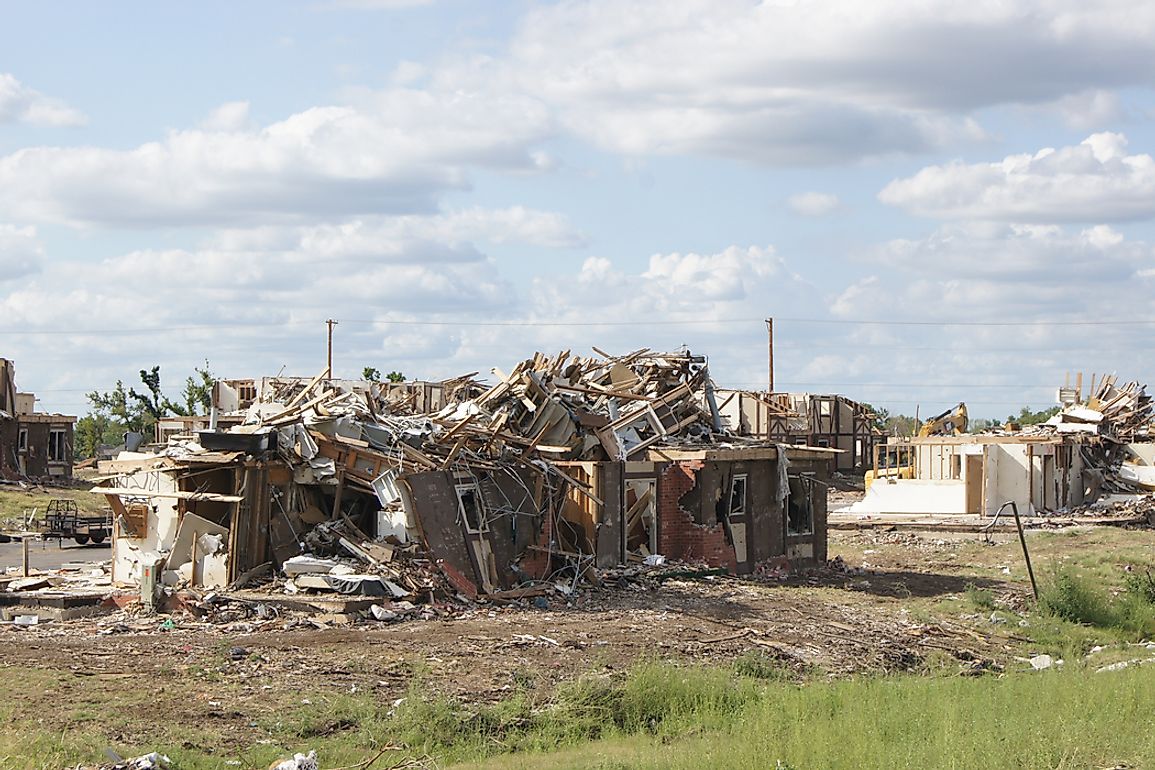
[87,347,777,612]
[1044,375,1153,441]
[263,347,723,481]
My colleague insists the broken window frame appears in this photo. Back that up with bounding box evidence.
[48,428,67,462]
[786,473,815,536]
[455,483,488,534]
[727,474,748,520]
[17,428,27,452]
[372,468,402,507]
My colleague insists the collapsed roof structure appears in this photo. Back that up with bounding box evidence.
[95,348,834,604]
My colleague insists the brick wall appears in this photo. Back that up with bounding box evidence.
[656,460,737,572]
[0,418,16,479]
[519,507,554,580]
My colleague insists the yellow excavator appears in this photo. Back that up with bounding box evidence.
[918,402,968,437]
[865,403,968,489]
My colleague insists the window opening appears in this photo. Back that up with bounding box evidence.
[456,484,487,533]
[727,474,747,519]
[787,474,814,535]
[48,429,67,462]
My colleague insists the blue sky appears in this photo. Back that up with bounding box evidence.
[2,0,1155,420]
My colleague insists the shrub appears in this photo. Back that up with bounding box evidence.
[1039,568,1117,628]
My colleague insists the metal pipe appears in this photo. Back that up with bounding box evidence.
[983,500,1040,601]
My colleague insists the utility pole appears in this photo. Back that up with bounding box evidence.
[765,318,774,393]
[325,319,338,378]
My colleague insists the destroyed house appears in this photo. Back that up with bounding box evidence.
[847,376,1155,518]
[403,445,832,596]
[97,350,832,597]
[850,434,1089,517]
[717,389,878,473]
[0,358,76,480]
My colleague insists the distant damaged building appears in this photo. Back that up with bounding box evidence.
[0,358,76,480]
[844,375,1155,518]
[95,349,833,594]
[716,389,879,473]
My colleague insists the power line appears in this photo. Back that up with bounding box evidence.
[338,317,1155,328]
[1,315,1153,336]
[726,382,1062,390]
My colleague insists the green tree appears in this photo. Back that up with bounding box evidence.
[969,417,1001,432]
[883,414,920,436]
[86,379,148,435]
[363,366,381,382]
[74,413,127,459]
[1007,405,1061,426]
[131,365,176,423]
[178,361,215,415]
[386,371,406,383]
[82,363,217,455]
[861,403,889,433]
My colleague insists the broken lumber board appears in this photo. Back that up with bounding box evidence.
[281,368,332,412]
[93,486,244,503]
[541,463,604,506]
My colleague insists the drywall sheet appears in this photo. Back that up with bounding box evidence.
[1119,464,1155,490]
[845,479,968,515]
[1128,444,1155,466]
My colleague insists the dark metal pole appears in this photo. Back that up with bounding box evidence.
[1008,501,1040,601]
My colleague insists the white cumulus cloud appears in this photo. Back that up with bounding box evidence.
[0,89,553,227]
[879,133,1155,222]
[0,224,43,280]
[427,0,1155,165]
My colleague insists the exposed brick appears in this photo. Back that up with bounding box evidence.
[655,461,737,573]
[518,509,554,580]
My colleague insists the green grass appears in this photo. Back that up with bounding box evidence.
[7,660,1155,770]
[0,486,105,530]
[1039,565,1155,642]
[387,663,764,762]
[4,527,1155,769]
[963,582,997,610]
[454,665,1155,770]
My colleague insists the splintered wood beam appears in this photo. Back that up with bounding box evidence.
[93,486,244,503]
[283,368,331,411]
[437,412,478,443]
[543,463,604,506]
[440,438,467,470]
[400,443,439,470]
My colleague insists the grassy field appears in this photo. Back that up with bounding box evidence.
[3,659,1154,769]
[3,523,1155,768]
[455,664,1155,770]
[0,484,104,530]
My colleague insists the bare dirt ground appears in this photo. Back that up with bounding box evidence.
[3,517,1148,760]
[0,532,1034,751]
